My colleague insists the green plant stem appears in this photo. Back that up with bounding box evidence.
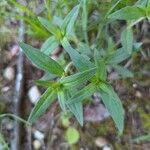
[0,114,30,126]
[132,134,150,143]
[82,0,89,45]
[96,0,122,45]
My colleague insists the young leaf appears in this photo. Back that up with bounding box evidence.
[57,90,66,111]
[105,0,123,17]
[13,15,49,38]
[0,133,9,150]
[44,0,52,20]
[66,83,96,104]
[135,0,148,7]
[41,36,59,55]
[114,65,134,78]
[61,37,94,71]
[65,127,80,145]
[19,42,64,76]
[94,49,107,81]
[8,0,34,16]
[61,5,80,37]
[28,87,55,123]
[121,27,133,54]
[108,6,146,20]
[38,17,62,39]
[66,90,83,126]
[68,102,84,126]
[98,83,124,133]
[34,80,55,88]
[60,67,96,87]
[40,72,57,80]
[96,60,107,81]
[81,0,88,44]
[77,42,91,55]
[106,48,130,65]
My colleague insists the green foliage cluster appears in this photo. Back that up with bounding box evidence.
[8,0,149,133]
[0,133,9,150]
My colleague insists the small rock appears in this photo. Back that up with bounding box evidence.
[2,86,10,92]
[103,145,112,150]
[33,140,41,150]
[1,118,14,130]
[128,104,137,112]
[3,67,15,81]
[135,91,142,98]
[50,135,57,143]
[34,130,44,140]
[108,72,118,80]
[84,104,110,122]
[6,122,14,130]
[28,86,41,104]
[60,142,69,149]
[10,45,19,56]
[95,137,108,148]
[0,144,3,150]
[133,83,137,88]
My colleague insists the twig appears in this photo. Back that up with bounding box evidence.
[124,59,132,68]
[11,12,25,150]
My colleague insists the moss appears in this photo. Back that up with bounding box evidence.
[0,102,5,113]
[138,108,150,133]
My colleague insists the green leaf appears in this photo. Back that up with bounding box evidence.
[61,37,94,71]
[66,83,96,104]
[60,67,96,87]
[148,0,150,7]
[135,0,148,7]
[34,80,55,88]
[133,42,142,50]
[61,5,80,37]
[77,42,91,55]
[146,5,150,20]
[96,60,107,81]
[105,0,123,17]
[57,90,66,111]
[19,42,64,76]
[68,102,83,126]
[0,133,9,150]
[65,127,80,145]
[114,65,134,78]
[28,87,55,123]
[44,0,52,20]
[106,48,130,65]
[41,36,59,55]
[61,114,70,127]
[40,72,57,80]
[132,134,150,143]
[66,90,83,126]
[121,27,133,54]
[81,0,88,44]
[98,83,124,133]
[94,49,107,81]
[38,17,62,39]
[8,0,34,16]
[108,6,146,20]
[12,15,49,38]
